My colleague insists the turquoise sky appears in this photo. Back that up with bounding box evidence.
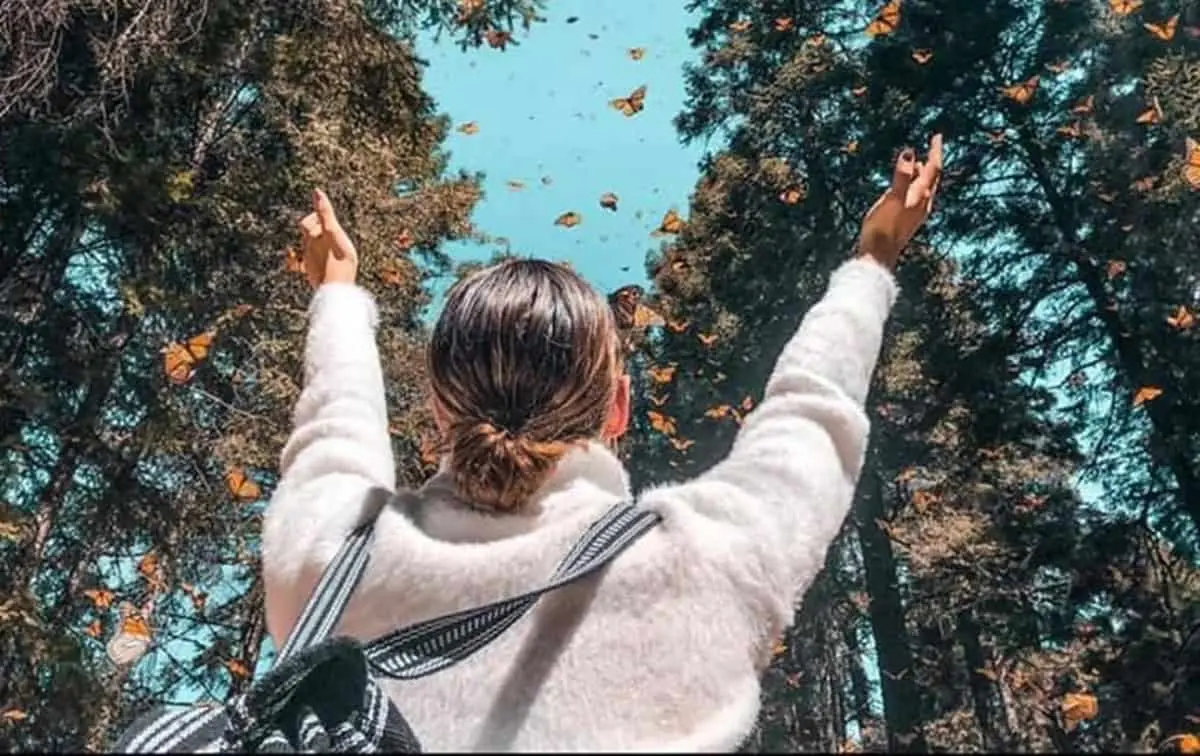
[417,0,709,313]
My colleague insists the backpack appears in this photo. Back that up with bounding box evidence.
[113,501,661,753]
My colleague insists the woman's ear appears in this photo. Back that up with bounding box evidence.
[430,396,449,434]
[601,374,631,442]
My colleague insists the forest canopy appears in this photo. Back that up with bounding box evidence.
[1,0,1198,752]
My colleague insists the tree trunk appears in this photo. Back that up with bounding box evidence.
[956,609,1007,751]
[855,450,928,753]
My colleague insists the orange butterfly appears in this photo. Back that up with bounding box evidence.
[628,47,646,60]
[83,588,115,609]
[911,48,933,64]
[85,619,103,638]
[728,19,752,33]
[599,192,619,210]
[610,85,647,117]
[851,85,868,97]
[162,330,215,385]
[181,583,208,614]
[1071,95,1095,115]
[484,29,511,50]
[647,411,677,435]
[986,130,1007,145]
[137,551,163,585]
[704,404,737,421]
[774,17,794,31]
[394,229,415,251]
[1057,122,1084,139]
[911,490,938,513]
[648,394,670,407]
[554,211,581,228]
[609,285,663,329]
[1133,386,1163,406]
[1145,15,1178,40]
[1045,60,1071,74]
[380,264,407,287]
[654,209,685,235]
[697,332,718,347]
[779,185,806,205]
[1136,96,1163,124]
[865,0,901,38]
[670,437,695,451]
[107,606,153,667]
[225,467,262,502]
[646,365,677,384]
[284,247,304,274]
[1001,76,1039,105]
[457,121,480,135]
[1106,260,1127,279]
[666,319,689,333]
[1167,305,1195,330]
[1109,0,1142,15]
[1183,137,1200,189]
[806,34,827,47]
[225,658,252,680]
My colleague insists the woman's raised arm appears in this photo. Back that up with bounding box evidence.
[261,191,395,648]
[643,136,944,632]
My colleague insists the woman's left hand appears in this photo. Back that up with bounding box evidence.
[298,189,358,289]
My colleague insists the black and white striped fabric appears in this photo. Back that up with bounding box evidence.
[113,501,661,754]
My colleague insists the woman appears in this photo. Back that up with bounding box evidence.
[263,136,943,752]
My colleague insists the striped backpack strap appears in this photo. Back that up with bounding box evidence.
[362,503,662,678]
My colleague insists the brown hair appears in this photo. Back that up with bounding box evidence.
[427,258,622,513]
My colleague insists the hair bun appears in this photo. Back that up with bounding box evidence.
[447,419,570,512]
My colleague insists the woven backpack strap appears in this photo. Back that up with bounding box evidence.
[276,501,661,669]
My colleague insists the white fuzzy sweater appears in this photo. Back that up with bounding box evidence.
[262,256,897,752]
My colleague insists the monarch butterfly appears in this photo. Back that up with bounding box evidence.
[107,605,152,667]
[779,185,806,204]
[554,211,581,228]
[654,209,685,235]
[1106,260,1127,279]
[457,121,480,135]
[1133,386,1163,406]
[1109,0,1142,15]
[666,319,689,333]
[851,85,868,97]
[1136,96,1163,124]
[648,393,670,407]
[628,47,645,60]
[1001,76,1039,105]
[865,0,901,38]
[1061,692,1099,731]
[986,130,1007,145]
[181,583,208,614]
[380,264,406,287]
[610,85,647,117]
[911,48,933,64]
[1045,60,1070,74]
[646,364,676,384]
[83,588,115,609]
[484,29,511,50]
[1183,137,1200,189]
[599,192,619,210]
[670,437,695,451]
[1144,14,1178,41]
[911,490,938,513]
[1071,94,1094,115]
[805,34,827,47]
[395,228,415,251]
[506,179,525,191]
[773,17,794,31]
[85,619,103,638]
[225,658,252,680]
[1167,305,1195,330]
[697,332,718,347]
[162,330,215,385]
[225,467,262,502]
[609,284,651,330]
[647,411,676,435]
[1131,175,1156,193]
[284,246,304,274]
[704,404,737,420]
[843,140,860,154]
[1060,122,1089,139]
[728,19,752,33]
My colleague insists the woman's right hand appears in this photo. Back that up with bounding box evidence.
[298,189,358,289]
[857,134,944,270]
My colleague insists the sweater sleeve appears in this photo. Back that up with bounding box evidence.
[261,282,396,648]
[641,256,896,627]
